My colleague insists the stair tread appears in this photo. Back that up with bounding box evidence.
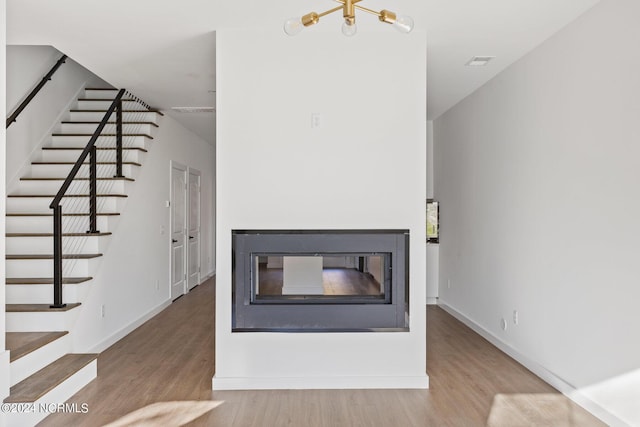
[6,277,92,285]
[79,98,137,102]
[6,232,112,237]
[20,177,134,182]
[6,254,102,260]
[6,332,69,362]
[7,212,120,216]
[32,161,141,166]
[4,353,97,403]
[43,146,148,152]
[61,121,159,127]
[71,109,164,116]
[6,303,81,313]
[8,194,128,198]
[51,133,153,139]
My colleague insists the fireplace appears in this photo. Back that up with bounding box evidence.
[232,230,409,332]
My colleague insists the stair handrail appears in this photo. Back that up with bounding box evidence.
[6,54,68,128]
[49,88,126,308]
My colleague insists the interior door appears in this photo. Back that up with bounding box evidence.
[187,168,201,290]
[170,162,187,300]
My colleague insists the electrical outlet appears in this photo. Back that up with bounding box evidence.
[155,279,160,291]
[513,310,519,325]
[501,317,508,331]
[447,279,451,289]
[101,305,106,318]
[311,113,323,128]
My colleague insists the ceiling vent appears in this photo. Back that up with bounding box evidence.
[170,107,215,113]
[465,56,494,67]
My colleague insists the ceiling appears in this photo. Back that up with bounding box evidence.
[6,0,600,144]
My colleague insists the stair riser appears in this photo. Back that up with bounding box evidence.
[16,179,127,195]
[4,361,97,426]
[6,216,112,233]
[7,196,124,214]
[7,310,81,332]
[60,123,155,135]
[69,111,159,123]
[6,258,100,278]
[7,284,86,305]
[9,335,71,387]
[39,149,143,164]
[28,163,138,179]
[6,236,107,254]
[84,89,119,99]
[76,100,143,110]
[51,135,149,147]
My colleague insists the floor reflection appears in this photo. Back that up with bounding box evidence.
[103,401,223,427]
[487,393,605,426]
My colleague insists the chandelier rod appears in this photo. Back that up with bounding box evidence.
[317,5,344,18]
[353,4,381,17]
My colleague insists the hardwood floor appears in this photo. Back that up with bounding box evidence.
[257,266,382,296]
[38,277,604,426]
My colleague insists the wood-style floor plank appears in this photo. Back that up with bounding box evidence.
[38,277,604,426]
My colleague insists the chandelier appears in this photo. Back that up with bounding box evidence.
[284,0,414,37]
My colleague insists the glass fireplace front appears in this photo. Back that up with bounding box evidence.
[232,230,409,332]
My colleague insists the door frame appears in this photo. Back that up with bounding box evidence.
[187,167,202,291]
[170,160,188,300]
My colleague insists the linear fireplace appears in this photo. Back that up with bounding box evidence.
[232,230,409,332]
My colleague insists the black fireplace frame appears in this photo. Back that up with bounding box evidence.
[232,229,410,332]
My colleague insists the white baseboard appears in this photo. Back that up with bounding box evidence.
[200,272,215,283]
[212,374,429,391]
[426,297,438,305]
[438,302,628,427]
[87,299,171,353]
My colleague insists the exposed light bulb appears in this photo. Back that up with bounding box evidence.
[392,15,414,34]
[284,17,304,36]
[341,20,357,37]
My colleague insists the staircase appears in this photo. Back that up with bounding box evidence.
[4,87,162,425]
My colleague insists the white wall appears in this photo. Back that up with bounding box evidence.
[5,45,107,191]
[6,45,61,110]
[215,28,427,390]
[1,0,11,402]
[72,115,215,352]
[434,0,640,425]
[426,120,438,303]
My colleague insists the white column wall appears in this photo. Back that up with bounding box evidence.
[215,28,427,389]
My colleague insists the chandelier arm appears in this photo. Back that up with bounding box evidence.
[317,5,344,18]
[353,4,382,17]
